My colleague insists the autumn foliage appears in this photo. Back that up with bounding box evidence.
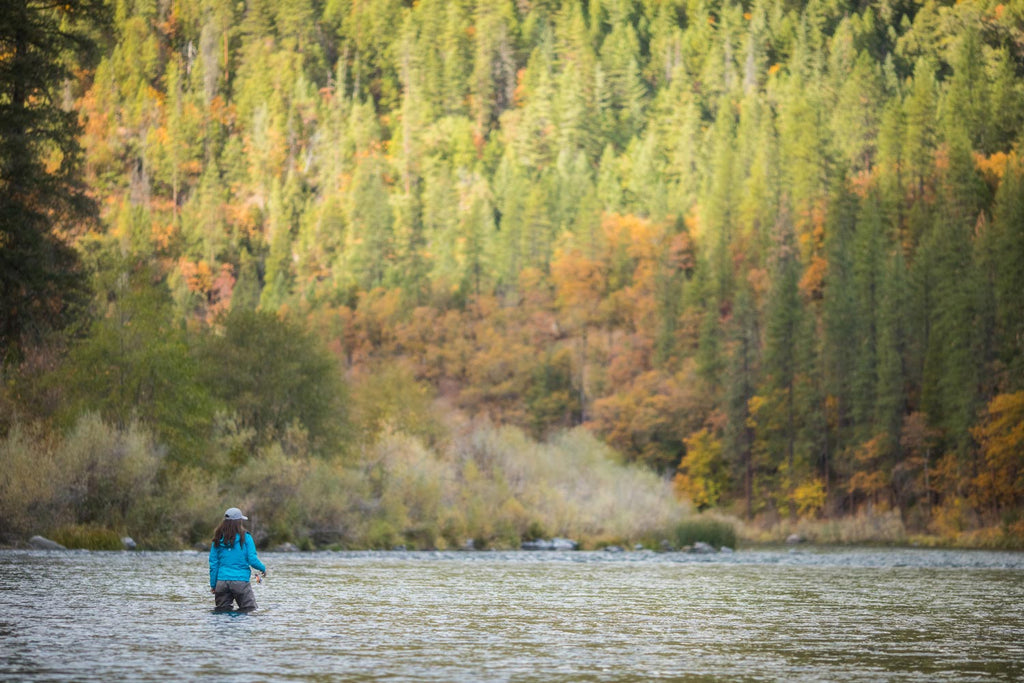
[4,0,1024,547]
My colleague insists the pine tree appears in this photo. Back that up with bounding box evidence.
[987,48,1024,153]
[944,24,990,153]
[822,183,859,453]
[735,90,778,269]
[875,99,906,238]
[705,97,739,304]
[990,159,1024,391]
[874,249,908,445]
[656,74,703,218]
[554,0,601,162]
[441,0,472,117]
[259,178,295,311]
[0,0,104,363]
[345,154,395,291]
[903,58,937,208]
[850,194,886,433]
[831,51,884,174]
[723,278,760,518]
[598,3,647,148]
[758,205,807,507]
[919,117,985,459]
[776,72,829,241]
[471,0,519,133]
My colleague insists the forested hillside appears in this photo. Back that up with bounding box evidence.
[3,0,1024,548]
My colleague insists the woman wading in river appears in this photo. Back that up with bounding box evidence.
[209,507,267,612]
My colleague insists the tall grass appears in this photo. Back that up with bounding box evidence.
[670,515,738,549]
[464,426,688,548]
[51,524,124,550]
[737,508,908,545]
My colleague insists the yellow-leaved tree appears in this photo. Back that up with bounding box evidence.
[971,392,1024,517]
[673,429,729,511]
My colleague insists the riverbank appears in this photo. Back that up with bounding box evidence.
[735,509,1024,550]
[7,510,1023,552]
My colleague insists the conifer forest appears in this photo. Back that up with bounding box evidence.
[2,0,1024,549]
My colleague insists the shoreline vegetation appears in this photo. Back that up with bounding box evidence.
[7,520,1024,553]
[1,408,1020,553]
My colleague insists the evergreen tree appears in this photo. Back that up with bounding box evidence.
[756,206,807,508]
[987,48,1024,153]
[944,24,990,153]
[850,194,886,433]
[919,115,985,460]
[471,0,519,132]
[553,1,600,162]
[345,153,395,291]
[705,97,739,304]
[598,3,648,148]
[831,51,884,174]
[441,0,473,117]
[723,278,760,518]
[822,183,859,452]
[259,175,302,311]
[903,57,937,209]
[735,90,777,268]
[990,160,1024,391]
[0,0,104,363]
[874,249,909,445]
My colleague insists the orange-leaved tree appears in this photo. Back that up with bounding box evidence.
[971,392,1024,517]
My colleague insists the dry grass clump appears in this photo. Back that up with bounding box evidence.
[345,425,689,550]
[739,508,907,545]
[0,414,165,545]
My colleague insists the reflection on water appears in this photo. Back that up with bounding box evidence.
[1,547,1022,681]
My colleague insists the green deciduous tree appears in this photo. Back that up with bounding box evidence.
[58,259,213,465]
[196,309,350,459]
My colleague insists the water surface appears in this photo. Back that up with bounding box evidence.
[1,547,1022,681]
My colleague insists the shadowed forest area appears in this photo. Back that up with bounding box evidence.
[2,0,1023,549]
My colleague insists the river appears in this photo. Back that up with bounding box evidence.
[1,547,1022,681]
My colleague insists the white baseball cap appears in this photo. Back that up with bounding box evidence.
[224,507,248,520]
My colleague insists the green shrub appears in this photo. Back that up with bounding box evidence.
[195,309,351,459]
[0,415,165,544]
[671,516,738,549]
[366,519,400,549]
[524,520,548,541]
[52,524,123,550]
[58,413,161,528]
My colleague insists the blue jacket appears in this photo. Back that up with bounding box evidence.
[209,532,266,588]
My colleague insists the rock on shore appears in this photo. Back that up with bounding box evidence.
[29,536,66,550]
[521,537,579,551]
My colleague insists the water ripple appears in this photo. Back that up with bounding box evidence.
[0,547,1022,681]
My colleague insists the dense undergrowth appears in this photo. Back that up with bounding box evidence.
[0,409,692,550]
